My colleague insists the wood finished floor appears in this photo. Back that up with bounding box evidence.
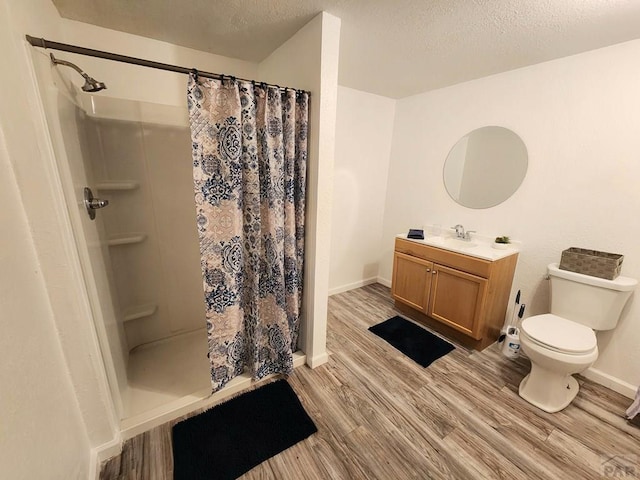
[100,284,640,479]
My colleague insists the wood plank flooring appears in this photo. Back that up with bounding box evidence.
[100,283,640,479]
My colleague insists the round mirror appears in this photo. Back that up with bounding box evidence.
[443,126,528,209]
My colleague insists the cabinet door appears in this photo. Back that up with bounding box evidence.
[428,264,487,339]
[392,252,433,313]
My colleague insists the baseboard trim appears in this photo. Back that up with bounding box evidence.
[328,277,378,296]
[377,276,391,288]
[89,434,122,480]
[307,351,329,368]
[582,367,637,399]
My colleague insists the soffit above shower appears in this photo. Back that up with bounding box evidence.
[51,0,640,99]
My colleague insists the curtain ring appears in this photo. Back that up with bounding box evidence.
[190,68,199,82]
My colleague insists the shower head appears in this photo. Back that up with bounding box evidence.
[80,75,107,93]
[50,53,107,92]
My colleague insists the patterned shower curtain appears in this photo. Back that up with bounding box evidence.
[187,74,308,392]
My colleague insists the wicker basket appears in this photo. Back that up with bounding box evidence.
[559,247,623,280]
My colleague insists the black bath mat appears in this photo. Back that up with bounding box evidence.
[172,379,317,480]
[369,316,455,367]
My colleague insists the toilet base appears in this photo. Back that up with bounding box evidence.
[519,372,579,413]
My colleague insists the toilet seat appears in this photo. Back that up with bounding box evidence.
[521,314,597,354]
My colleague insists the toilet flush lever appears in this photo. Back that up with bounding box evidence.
[84,187,109,220]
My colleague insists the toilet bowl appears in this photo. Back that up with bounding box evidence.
[519,314,598,412]
[517,263,636,413]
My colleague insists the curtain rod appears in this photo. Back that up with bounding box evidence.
[25,35,310,95]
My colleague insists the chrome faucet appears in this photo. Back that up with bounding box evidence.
[451,224,476,241]
[451,224,465,239]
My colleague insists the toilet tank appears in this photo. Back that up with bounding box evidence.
[548,263,637,330]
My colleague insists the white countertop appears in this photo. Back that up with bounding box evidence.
[397,232,520,261]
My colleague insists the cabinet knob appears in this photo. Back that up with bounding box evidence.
[426,269,431,272]
[432,270,437,274]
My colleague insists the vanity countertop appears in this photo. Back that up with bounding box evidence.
[397,233,520,261]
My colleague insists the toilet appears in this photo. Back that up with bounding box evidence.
[519,263,637,413]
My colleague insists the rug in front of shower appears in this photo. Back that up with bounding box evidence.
[172,379,317,480]
[369,316,455,367]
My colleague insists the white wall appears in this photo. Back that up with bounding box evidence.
[380,39,640,394]
[0,89,91,480]
[60,19,259,107]
[0,121,90,480]
[258,12,341,368]
[0,0,97,478]
[329,86,395,294]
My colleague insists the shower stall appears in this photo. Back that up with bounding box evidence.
[52,77,212,418]
[78,93,211,419]
[36,52,305,432]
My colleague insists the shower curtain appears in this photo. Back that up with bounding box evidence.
[187,74,308,392]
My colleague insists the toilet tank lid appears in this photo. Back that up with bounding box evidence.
[548,263,637,291]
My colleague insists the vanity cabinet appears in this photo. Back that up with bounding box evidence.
[428,264,487,338]
[392,237,517,350]
[392,252,433,312]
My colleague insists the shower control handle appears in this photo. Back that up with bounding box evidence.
[84,187,109,220]
[89,198,109,209]
[89,198,109,208]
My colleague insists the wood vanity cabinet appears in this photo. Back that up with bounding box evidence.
[392,237,518,350]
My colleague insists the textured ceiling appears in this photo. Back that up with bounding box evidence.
[51,0,640,98]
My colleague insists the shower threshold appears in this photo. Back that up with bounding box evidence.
[120,328,306,439]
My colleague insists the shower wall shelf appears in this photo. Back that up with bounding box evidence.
[123,303,158,323]
[96,181,139,191]
[107,233,147,247]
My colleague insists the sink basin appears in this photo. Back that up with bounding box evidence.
[444,238,478,249]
